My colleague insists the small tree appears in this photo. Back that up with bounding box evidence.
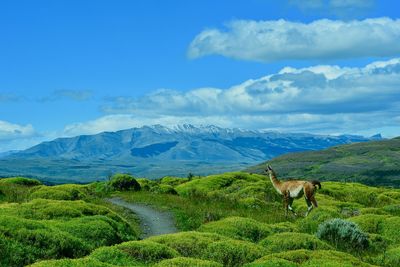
[109,173,141,191]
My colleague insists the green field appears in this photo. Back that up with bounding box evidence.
[1,172,400,267]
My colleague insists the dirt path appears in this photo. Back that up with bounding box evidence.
[107,197,178,239]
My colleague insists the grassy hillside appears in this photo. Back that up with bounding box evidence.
[246,137,400,187]
[2,171,400,266]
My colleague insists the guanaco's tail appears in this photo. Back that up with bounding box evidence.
[311,180,321,189]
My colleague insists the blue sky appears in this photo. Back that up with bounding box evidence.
[0,0,400,152]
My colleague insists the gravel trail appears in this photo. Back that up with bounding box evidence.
[107,197,178,238]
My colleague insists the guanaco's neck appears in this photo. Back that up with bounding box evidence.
[269,170,283,194]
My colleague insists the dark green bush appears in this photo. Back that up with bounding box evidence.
[109,174,141,191]
[259,232,332,252]
[204,240,267,267]
[155,257,223,267]
[30,184,87,200]
[198,216,273,242]
[89,246,142,266]
[0,177,42,186]
[244,258,297,267]
[0,215,89,266]
[116,240,179,263]
[254,249,371,266]
[29,257,111,267]
[148,231,226,258]
[150,184,178,195]
[316,218,369,252]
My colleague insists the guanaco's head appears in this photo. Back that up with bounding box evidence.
[265,165,273,174]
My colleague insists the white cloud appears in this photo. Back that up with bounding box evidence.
[0,120,36,141]
[188,18,400,62]
[64,58,400,137]
[0,120,44,152]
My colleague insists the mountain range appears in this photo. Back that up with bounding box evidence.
[0,124,379,183]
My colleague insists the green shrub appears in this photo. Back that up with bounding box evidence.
[198,216,274,242]
[350,214,400,244]
[244,258,297,267]
[150,184,178,195]
[147,231,226,258]
[0,215,90,266]
[137,178,157,191]
[367,233,390,254]
[30,184,87,200]
[316,218,369,252]
[349,214,388,234]
[383,204,400,216]
[116,240,179,263]
[374,246,400,267]
[259,232,332,252]
[254,249,371,266]
[155,257,223,267]
[109,174,141,191]
[0,199,119,220]
[0,177,42,186]
[51,215,128,249]
[297,207,341,233]
[29,257,112,267]
[204,239,267,267]
[89,246,142,266]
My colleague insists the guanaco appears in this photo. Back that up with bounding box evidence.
[266,165,321,217]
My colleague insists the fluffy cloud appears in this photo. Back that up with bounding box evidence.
[188,18,400,62]
[65,58,400,137]
[0,120,36,141]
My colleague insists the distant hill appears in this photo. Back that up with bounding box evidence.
[246,137,400,187]
[0,124,377,183]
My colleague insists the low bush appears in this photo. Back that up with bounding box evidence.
[204,239,267,267]
[383,204,400,216]
[253,249,371,266]
[244,258,297,267]
[155,257,222,267]
[89,246,142,266]
[198,216,274,242]
[259,232,332,252]
[0,215,90,266]
[29,257,111,267]
[150,184,178,195]
[30,184,87,200]
[147,231,226,258]
[350,214,400,244]
[109,174,141,191]
[51,215,127,249]
[297,207,341,233]
[116,240,179,263]
[373,246,400,267]
[316,218,369,252]
[0,177,42,186]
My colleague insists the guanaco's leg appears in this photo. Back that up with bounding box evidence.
[304,197,313,217]
[283,191,290,217]
[288,197,297,216]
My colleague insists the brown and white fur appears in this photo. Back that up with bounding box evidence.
[266,165,321,217]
